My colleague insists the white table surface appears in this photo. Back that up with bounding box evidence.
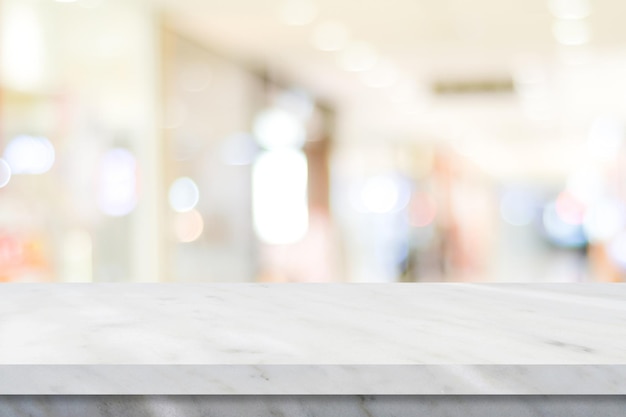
[1,283,625,394]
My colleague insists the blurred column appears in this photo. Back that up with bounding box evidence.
[130,5,165,282]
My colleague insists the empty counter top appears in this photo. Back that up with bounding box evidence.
[0,284,625,395]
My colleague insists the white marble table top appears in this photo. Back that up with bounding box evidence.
[1,283,625,394]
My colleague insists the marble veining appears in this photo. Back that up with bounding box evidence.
[0,284,625,394]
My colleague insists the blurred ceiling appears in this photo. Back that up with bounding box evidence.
[156,0,626,181]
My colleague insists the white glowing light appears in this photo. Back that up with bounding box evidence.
[174,209,204,243]
[3,135,55,175]
[548,0,591,19]
[253,149,308,245]
[169,177,200,213]
[360,176,410,214]
[584,199,625,243]
[0,159,11,188]
[337,42,378,72]
[253,108,306,150]
[500,190,536,226]
[1,3,46,91]
[552,20,590,45]
[279,0,317,26]
[587,117,624,161]
[311,21,350,51]
[97,148,138,217]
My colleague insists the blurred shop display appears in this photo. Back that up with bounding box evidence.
[162,31,336,282]
[0,0,158,282]
[162,32,258,282]
[332,141,496,282]
[1,0,626,283]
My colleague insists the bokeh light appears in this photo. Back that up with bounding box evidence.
[360,176,411,214]
[566,169,605,205]
[168,177,200,213]
[552,20,590,45]
[555,191,586,225]
[3,0,626,284]
[0,159,12,188]
[548,0,591,19]
[3,135,55,175]
[97,148,138,217]
[608,231,626,270]
[583,199,625,243]
[174,209,204,243]
[543,202,587,247]
[253,108,306,150]
[253,149,308,245]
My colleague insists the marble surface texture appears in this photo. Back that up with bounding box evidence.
[2,396,625,417]
[0,284,625,394]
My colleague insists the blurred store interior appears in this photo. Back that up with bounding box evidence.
[1,0,626,283]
